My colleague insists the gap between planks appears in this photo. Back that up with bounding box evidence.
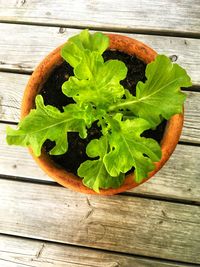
[0,233,199,267]
[0,179,200,264]
[0,20,200,40]
[1,173,200,207]
[1,119,200,204]
[0,23,200,85]
[1,72,200,144]
[0,0,199,36]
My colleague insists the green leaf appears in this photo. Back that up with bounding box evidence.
[74,50,103,80]
[78,136,125,192]
[69,29,109,55]
[109,55,192,126]
[103,114,162,182]
[6,95,93,157]
[62,59,127,107]
[61,29,109,69]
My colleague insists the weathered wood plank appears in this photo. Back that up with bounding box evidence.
[0,179,200,264]
[0,0,199,35]
[0,123,50,182]
[0,235,191,267]
[181,92,200,144]
[0,72,28,122]
[0,23,199,85]
[1,72,199,143]
[1,122,200,203]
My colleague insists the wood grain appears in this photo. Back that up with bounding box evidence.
[181,92,200,144]
[0,23,199,85]
[1,122,200,203]
[0,72,28,122]
[1,72,199,143]
[0,235,191,267]
[0,0,199,35]
[0,179,200,264]
[0,122,50,182]
[0,2,199,265]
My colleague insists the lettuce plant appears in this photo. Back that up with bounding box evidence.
[6,30,192,192]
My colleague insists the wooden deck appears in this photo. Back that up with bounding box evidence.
[0,1,200,266]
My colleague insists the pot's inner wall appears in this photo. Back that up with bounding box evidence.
[40,50,166,174]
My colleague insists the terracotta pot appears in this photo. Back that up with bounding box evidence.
[21,34,184,195]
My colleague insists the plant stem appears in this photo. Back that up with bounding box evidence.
[108,99,139,112]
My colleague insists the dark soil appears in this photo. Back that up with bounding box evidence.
[40,50,166,174]
[40,61,74,111]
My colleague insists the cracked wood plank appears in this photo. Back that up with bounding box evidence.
[0,0,199,35]
[0,23,199,85]
[0,121,200,203]
[0,179,200,264]
[0,235,191,267]
[1,72,199,143]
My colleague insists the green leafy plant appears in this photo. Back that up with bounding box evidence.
[6,30,192,192]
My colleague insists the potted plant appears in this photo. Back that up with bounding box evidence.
[6,30,192,195]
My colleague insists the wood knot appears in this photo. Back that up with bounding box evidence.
[86,222,106,242]
[169,55,178,62]
[16,0,26,7]
[59,27,66,34]
[46,11,52,16]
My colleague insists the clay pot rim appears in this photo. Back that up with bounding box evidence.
[21,33,184,195]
